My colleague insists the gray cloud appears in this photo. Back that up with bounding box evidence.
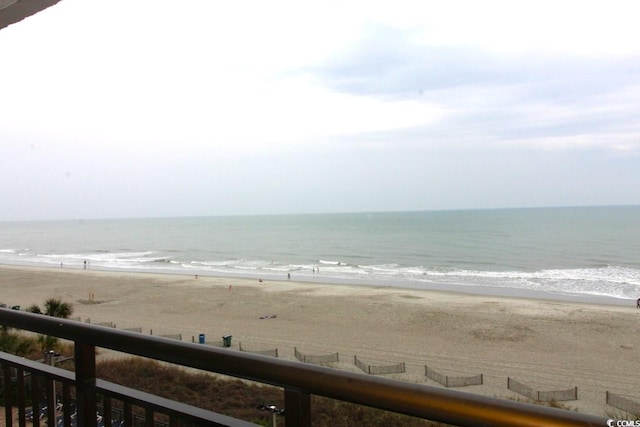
[306,25,640,152]
[311,25,639,100]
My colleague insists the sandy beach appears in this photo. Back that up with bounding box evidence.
[1,264,639,417]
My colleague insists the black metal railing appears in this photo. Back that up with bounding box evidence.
[0,308,607,426]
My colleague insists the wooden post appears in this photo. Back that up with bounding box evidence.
[75,342,97,427]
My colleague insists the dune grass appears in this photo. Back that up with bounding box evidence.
[97,357,441,426]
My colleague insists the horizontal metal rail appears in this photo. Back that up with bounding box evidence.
[0,308,608,426]
[96,379,256,427]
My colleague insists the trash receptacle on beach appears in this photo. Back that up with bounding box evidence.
[198,333,205,344]
[222,335,232,348]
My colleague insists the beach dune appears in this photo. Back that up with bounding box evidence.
[1,265,639,417]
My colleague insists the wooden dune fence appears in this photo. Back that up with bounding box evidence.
[157,333,182,340]
[294,347,339,365]
[239,342,278,357]
[354,356,405,375]
[425,366,483,387]
[507,377,577,402]
[84,319,114,328]
[606,392,640,415]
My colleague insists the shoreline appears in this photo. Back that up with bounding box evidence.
[1,262,635,308]
[1,264,639,417]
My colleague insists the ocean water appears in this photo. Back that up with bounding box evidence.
[1,206,639,304]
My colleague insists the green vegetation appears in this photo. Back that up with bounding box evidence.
[0,296,81,407]
[26,297,74,351]
[26,297,74,319]
[0,298,74,358]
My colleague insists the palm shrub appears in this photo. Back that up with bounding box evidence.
[26,298,74,351]
[26,298,74,318]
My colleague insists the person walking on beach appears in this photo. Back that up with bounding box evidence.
[637,297,640,309]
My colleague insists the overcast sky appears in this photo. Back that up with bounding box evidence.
[1,0,639,221]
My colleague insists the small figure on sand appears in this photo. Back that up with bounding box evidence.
[259,314,277,319]
[637,298,640,309]
[83,260,87,270]
[287,273,290,280]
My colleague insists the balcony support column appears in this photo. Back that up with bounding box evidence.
[75,342,97,427]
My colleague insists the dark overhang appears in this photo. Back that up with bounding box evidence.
[0,0,62,30]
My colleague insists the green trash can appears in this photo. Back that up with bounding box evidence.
[222,335,232,348]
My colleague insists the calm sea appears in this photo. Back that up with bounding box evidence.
[1,206,639,304]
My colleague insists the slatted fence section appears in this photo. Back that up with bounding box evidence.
[425,366,483,387]
[84,319,114,328]
[238,342,278,358]
[606,392,640,415]
[158,333,182,341]
[294,347,339,365]
[507,377,537,399]
[354,356,405,375]
[508,377,577,402]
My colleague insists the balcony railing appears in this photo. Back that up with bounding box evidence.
[0,308,607,426]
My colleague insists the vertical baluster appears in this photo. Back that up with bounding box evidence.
[62,382,72,427]
[45,377,55,426]
[103,395,112,426]
[16,369,25,427]
[31,375,41,427]
[284,388,311,427]
[124,400,133,426]
[145,407,154,426]
[2,364,13,427]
